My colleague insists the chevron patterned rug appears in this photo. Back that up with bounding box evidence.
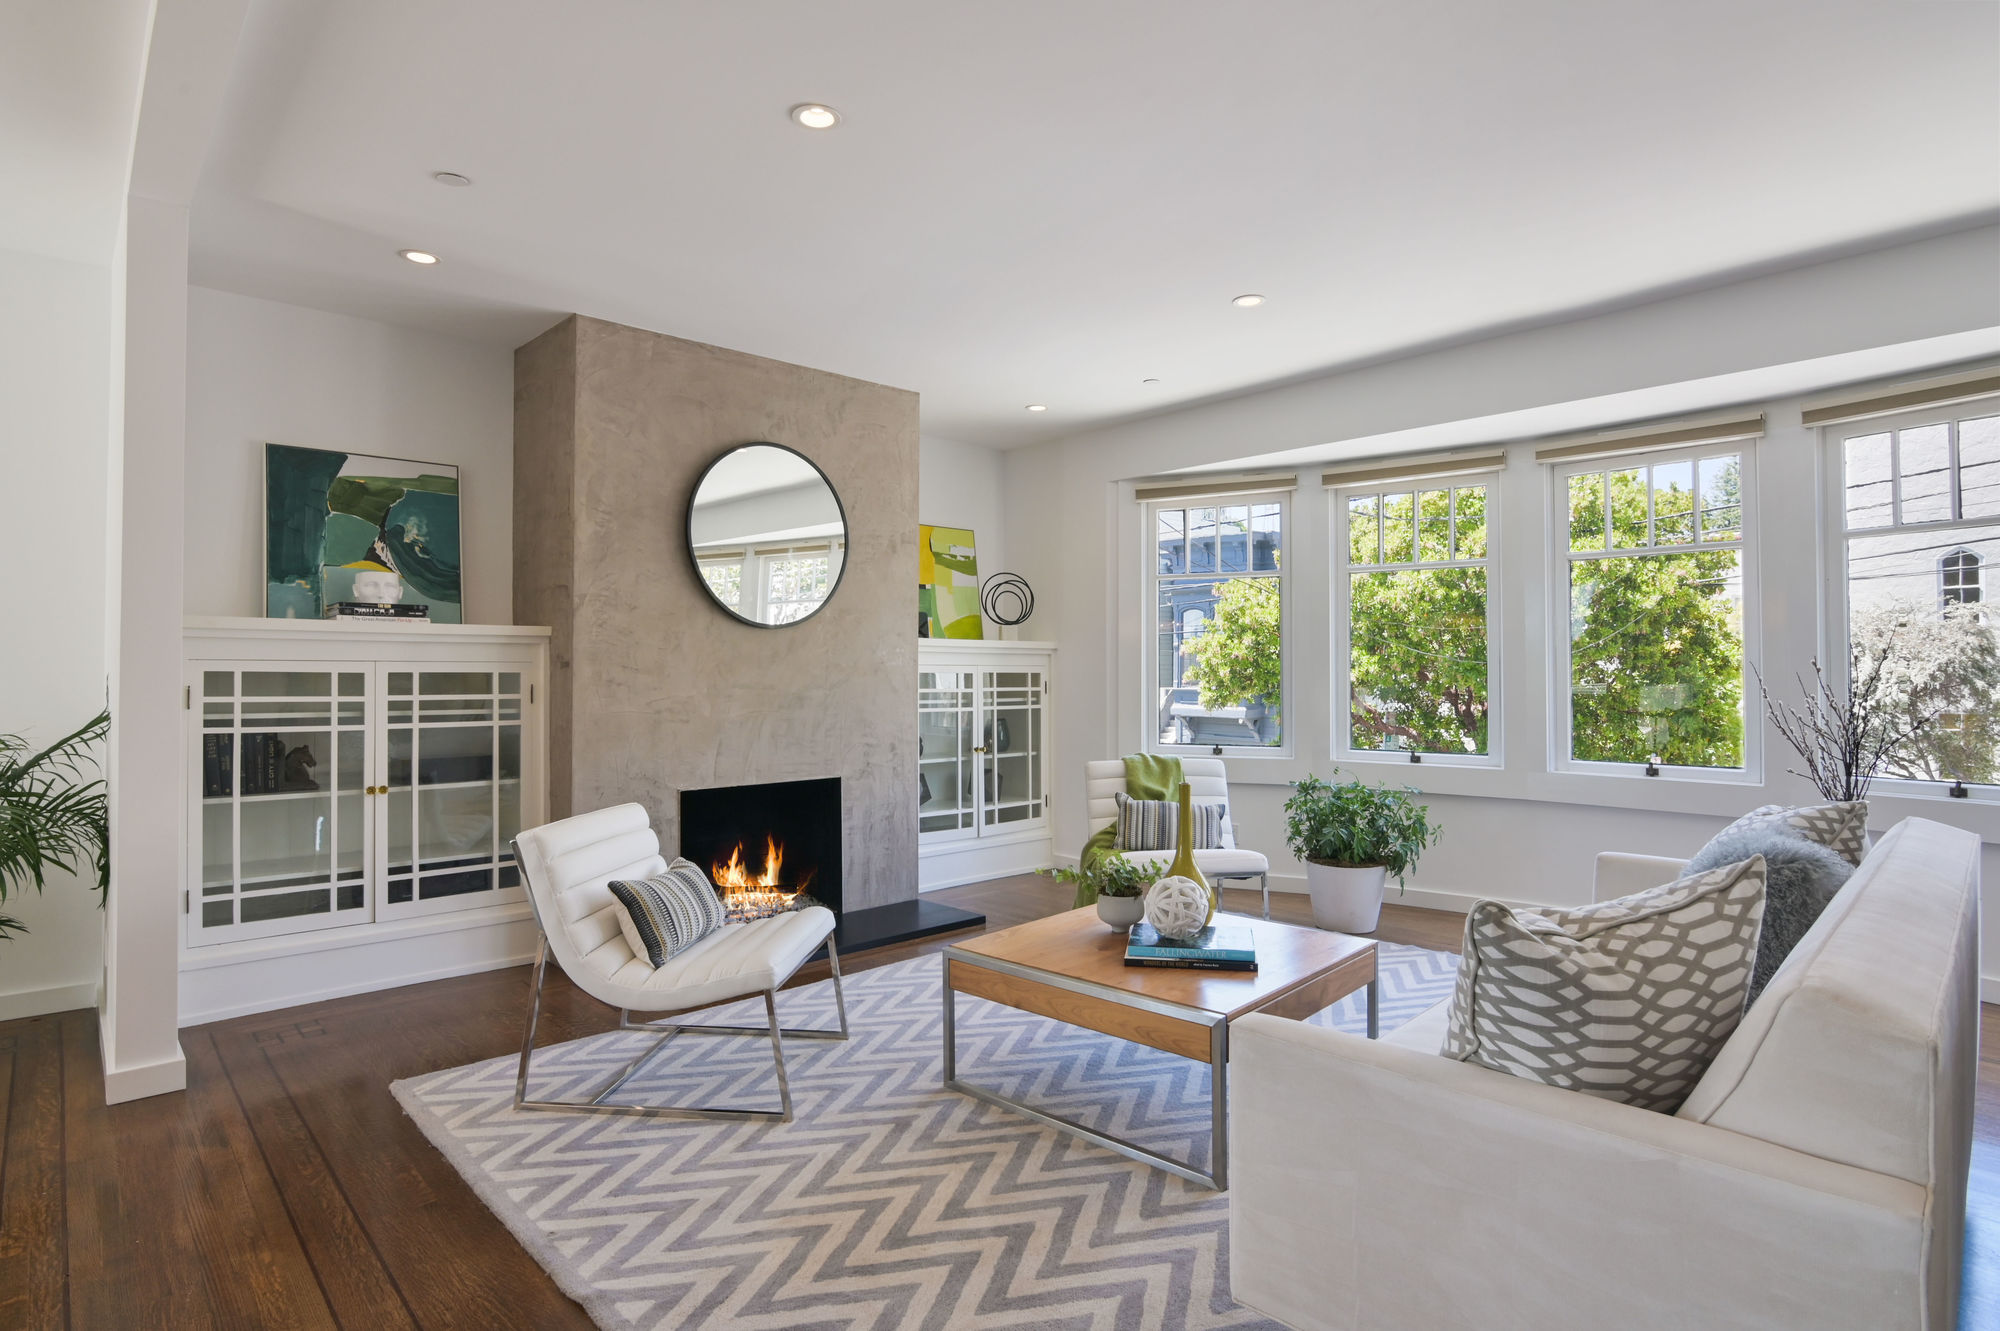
[393,941,1459,1331]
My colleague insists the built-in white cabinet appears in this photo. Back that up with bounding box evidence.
[917,639,1054,889]
[180,618,548,1021]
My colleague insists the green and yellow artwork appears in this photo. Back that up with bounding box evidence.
[917,524,982,639]
[265,443,463,622]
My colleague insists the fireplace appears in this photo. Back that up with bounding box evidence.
[680,777,841,919]
[679,776,984,953]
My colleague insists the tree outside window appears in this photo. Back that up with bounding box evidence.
[1154,500,1283,748]
[1561,451,1747,769]
[1343,482,1493,756]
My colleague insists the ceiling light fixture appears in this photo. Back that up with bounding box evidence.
[1231,293,1265,308]
[1025,404,1047,412]
[790,103,841,129]
[431,171,472,187]
[1142,378,1160,385]
[399,249,440,265]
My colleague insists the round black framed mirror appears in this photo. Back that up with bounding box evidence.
[686,442,848,627]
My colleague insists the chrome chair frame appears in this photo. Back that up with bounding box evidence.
[511,841,849,1123]
[1210,870,1271,919]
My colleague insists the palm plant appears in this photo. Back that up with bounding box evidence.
[0,710,110,940]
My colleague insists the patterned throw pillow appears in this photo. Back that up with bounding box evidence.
[1721,801,1867,867]
[1113,792,1225,852]
[607,858,729,967]
[1441,857,1767,1113]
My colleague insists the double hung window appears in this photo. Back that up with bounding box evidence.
[1832,400,2000,788]
[1150,497,1285,751]
[1335,479,1497,761]
[1554,445,1751,774]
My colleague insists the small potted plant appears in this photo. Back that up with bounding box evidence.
[1045,854,1165,929]
[1283,772,1438,933]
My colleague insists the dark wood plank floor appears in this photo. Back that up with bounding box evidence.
[0,879,1992,1329]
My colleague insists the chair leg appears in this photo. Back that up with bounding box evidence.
[513,930,846,1122]
[1260,872,1270,920]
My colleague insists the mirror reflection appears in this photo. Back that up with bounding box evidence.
[687,443,847,626]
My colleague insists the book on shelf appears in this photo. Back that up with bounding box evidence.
[323,601,430,620]
[201,733,234,799]
[1124,923,1257,971]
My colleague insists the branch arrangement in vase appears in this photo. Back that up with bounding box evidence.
[1755,643,1945,803]
[0,710,110,941]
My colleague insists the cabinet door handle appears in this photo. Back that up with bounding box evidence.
[973,745,987,754]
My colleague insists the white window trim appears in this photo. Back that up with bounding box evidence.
[1547,439,1763,785]
[1142,489,1294,760]
[1820,393,2000,806]
[1330,472,1503,771]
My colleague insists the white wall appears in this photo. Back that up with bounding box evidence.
[920,435,1012,632]
[1007,225,2000,991]
[0,248,112,1019]
[184,286,515,624]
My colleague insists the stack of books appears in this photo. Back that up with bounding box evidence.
[323,601,430,622]
[1124,923,1258,972]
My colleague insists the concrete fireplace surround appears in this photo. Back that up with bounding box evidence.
[513,315,920,912]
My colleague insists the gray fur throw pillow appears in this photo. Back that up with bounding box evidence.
[1684,823,1852,1004]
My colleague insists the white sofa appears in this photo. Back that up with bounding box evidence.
[1229,817,1982,1331]
[1084,757,1271,913]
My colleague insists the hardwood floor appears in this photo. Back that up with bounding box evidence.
[0,879,1991,1329]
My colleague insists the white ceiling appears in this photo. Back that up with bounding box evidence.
[0,0,151,263]
[189,0,2000,447]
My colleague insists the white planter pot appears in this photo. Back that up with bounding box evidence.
[1095,894,1146,929]
[1304,861,1389,934]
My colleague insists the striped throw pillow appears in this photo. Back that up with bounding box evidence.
[1113,792,1225,852]
[607,858,729,967]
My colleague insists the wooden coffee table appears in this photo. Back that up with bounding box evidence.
[941,908,1377,1190]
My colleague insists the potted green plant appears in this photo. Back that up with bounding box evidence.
[1045,854,1165,929]
[1,711,110,941]
[1283,772,1438,933]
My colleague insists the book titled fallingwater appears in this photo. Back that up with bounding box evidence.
[1124,924,1257,971]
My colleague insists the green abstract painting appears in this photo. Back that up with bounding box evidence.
[918,524,982,639]
[265,444,462,622]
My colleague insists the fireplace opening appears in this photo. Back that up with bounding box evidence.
[679,777,841,920]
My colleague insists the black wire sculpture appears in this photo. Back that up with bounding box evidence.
[979,572,1035,627]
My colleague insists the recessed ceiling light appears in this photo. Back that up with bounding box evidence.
[790,103,841,129]
[1231,293,1265,308]
[1025,404,1048,412]
[431,171,472,187]
[399,249,440,265]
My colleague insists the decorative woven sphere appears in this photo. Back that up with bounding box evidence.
[1144,876,1211,939]
[979,572,1035,627]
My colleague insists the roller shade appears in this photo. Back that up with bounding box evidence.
[1320,448,1507,488]
[1133,473,1299,502]
[1534,413,1764,464]
[1801,367,2000,427]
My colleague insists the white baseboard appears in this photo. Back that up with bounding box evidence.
[1984,976,2000,1005]
[0,979,99,1023]
[101,1044,188,1104]
[181,948,536,1027]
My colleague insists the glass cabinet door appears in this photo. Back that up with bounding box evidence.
[190,665,370,944]
[379,667,527,919]
[919,669,978,838]
[980,669,1045,831]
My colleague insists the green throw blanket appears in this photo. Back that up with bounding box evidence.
[1073,754,1183,907]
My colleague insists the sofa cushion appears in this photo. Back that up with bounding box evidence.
[1441,857,1766,1112]
[1683,822,1853,1004]
[1723,800,1868,866]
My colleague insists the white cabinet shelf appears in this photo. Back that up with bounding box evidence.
[180,617,549,1024]
[917,639,1054,890]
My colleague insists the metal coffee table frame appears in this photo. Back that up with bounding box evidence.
[941,947,1378,1191]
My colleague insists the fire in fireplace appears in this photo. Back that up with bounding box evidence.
[680,777,841,921]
